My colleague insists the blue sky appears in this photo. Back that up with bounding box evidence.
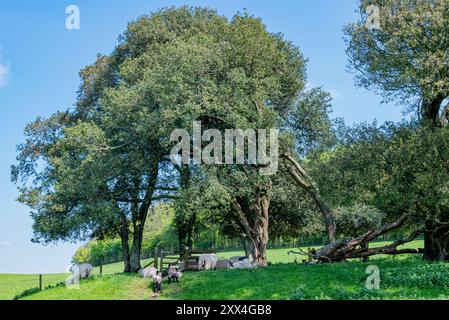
[0,0,404,274]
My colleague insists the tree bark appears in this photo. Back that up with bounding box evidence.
[421,95,449,261]
[129,163,159,272]
[120,228,131,273]
[130,221,145,271]
[175,165,195,257]
[423,221,449,261]
[421,95,445,126]
[232,186,270,267]
[289,214,422,262]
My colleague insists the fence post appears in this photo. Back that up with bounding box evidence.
[153,249,158,270]
[159,248,164,273]
[38,274,42,291]
[100,262,103,275]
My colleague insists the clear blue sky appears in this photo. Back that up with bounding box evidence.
[0,0,403,274]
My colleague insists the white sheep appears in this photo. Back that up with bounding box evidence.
[69,263,93,279]
[230,258,256,269]
[215,259,232,269]
[138,266,157,279]
[66,263,93,286]
[198,253,217,270]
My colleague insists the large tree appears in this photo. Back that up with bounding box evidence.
[13,7,309,269]
[344,0,449,260]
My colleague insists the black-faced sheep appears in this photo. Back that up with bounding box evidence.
[167,264,183,284]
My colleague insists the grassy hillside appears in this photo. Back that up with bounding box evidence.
[7,240,447,301]
[22,254,449,300]
[0,258,153,300]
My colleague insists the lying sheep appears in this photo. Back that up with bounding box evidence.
[215,259,232,269]
[167,264,183,284]
[230,258,256,269]
[229,256,248,264]
[198,253,217,270]
[138,266,157,279]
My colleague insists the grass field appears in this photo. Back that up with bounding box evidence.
[5,240,449,300]
[0,258,153,300]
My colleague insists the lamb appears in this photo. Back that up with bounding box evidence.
[152,271,162,293]
[198,253,217,270]
[138,266,157,279]
[167,264,183,284]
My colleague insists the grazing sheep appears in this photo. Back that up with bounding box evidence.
[138,266,157,279]
[215,259,232,269]
[78,263,93,278]
[69,263,93,279]
[198,253,217,270]
[167,264,183,284]
[152,272,162,293]
[66,263,93,286]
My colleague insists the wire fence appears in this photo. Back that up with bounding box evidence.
[0,273,68,300]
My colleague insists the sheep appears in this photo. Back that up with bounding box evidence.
[167,264,183,284]
[68,263,93,279]
[79,263,93,278]
[230,258,256,269]
[138,266,157,279]
[215,259,232,269]
[152,272,162,293]
[66,263,93,286]
[228,256,248,264]
[198,253,217,270]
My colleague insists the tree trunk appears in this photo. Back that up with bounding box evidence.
[121,233,131,273]
[119,209,131,273]
[420,95,449,261]
[129,162,159,272]
[175,165,195,257]
[232,186,270,267]
[130,218,147,272]
[421,95,445,126]
[423,220,449,261]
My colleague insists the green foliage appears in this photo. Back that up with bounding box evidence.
[311,122,449,232]
[334,203,386,237]
[382,262,449,289]
[345,0,449,108]
[72,247,91,264]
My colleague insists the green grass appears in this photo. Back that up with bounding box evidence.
[0,258,153,300]
[8,240,449,300]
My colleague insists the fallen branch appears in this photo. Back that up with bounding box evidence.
[288,216,423,262]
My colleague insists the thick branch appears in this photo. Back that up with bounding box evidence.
[282,153,336,243]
